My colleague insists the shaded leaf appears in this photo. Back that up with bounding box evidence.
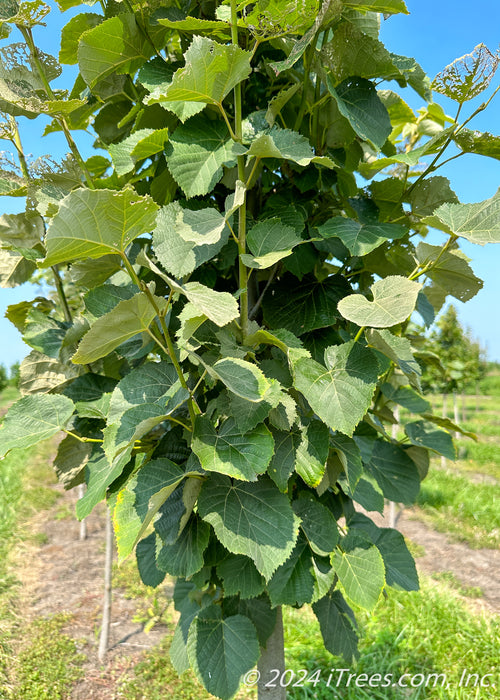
[327,76,391,151]
[187,605,259,700]
[197,474,299,580]
[312,590,359,663]
[405,420,456,460]
[317,216,407,256]
[72,290,167,364]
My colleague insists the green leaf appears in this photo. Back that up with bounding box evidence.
[136,532,166,588]
[179,283,238,327]
[230,380,283,432]
[166,116,241,198]
[432,43,499,103]
[416,243,483,302]
[76,449,133,520]
[78,13,155,87]
[84,283,136,319]
[59,12,102,65]
[18,349,83,395]
[160,35,251,107]
[295,420,330,487]
[312,590,359,663]
[0,394,74,458]
[317,217,407,256]
[343,0,408,12]
[332,545,385,611]
[109,128,169,175]
[187,605,260,700]
[454,128,500,161]
[192,417,274,481]
[43,187,158,266]
[267,536,315,606]
[330,434,363,493]
[268,0,340,74]
[153,201,229,277]
[405,420,456,460]
[364,439,421,504]
[138,57,205,122]
[197,474,299,580]
[422,188,500,245]
[380,383,430,413]
[420,414,477,441]
[293,497,338,556]
[246,127,333,167]
[268,426,302,492]
[156,16,231,39]
[157,516,210,577]
[338,276,421,328]
[407,176,459,216]
[241,217,303,269]
[217,555,265,599]
[0,247,36,287]
[212,358,270,402]
[108,360,182,424]
[72,290,167,364]
[375,529,418,591]
[262,274,351,334]
[53,434,90,489]
[293,341,379,436]
[113,458,200,560]
[365,328,422,389]
[327,76,391,151]
[154,478,202,544]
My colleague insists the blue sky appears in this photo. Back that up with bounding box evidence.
[0,0,499,369]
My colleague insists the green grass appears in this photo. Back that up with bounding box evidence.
[0,386,18,410]
[0,437,82,699]
[416,468,500,548]
[430,572,483,599]
[13,613,85,700]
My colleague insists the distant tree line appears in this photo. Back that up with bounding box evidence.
[0,362,20,393]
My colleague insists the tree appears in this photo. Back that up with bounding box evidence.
[0,2,499,698]
[0,364,7,393]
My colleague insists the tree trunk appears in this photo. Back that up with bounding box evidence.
[461,391,467,424]
[453,391,460,439]
[475,381,480,414]
[258,606,286,700]
[78,483,87,540]
[441,395,447,469]
[98,508,114,662]
[388,406,400,529]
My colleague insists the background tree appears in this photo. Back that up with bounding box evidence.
[0,2,499,699]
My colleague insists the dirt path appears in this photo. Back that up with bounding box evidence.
[17,482,171,700]
[368,507,500,614]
